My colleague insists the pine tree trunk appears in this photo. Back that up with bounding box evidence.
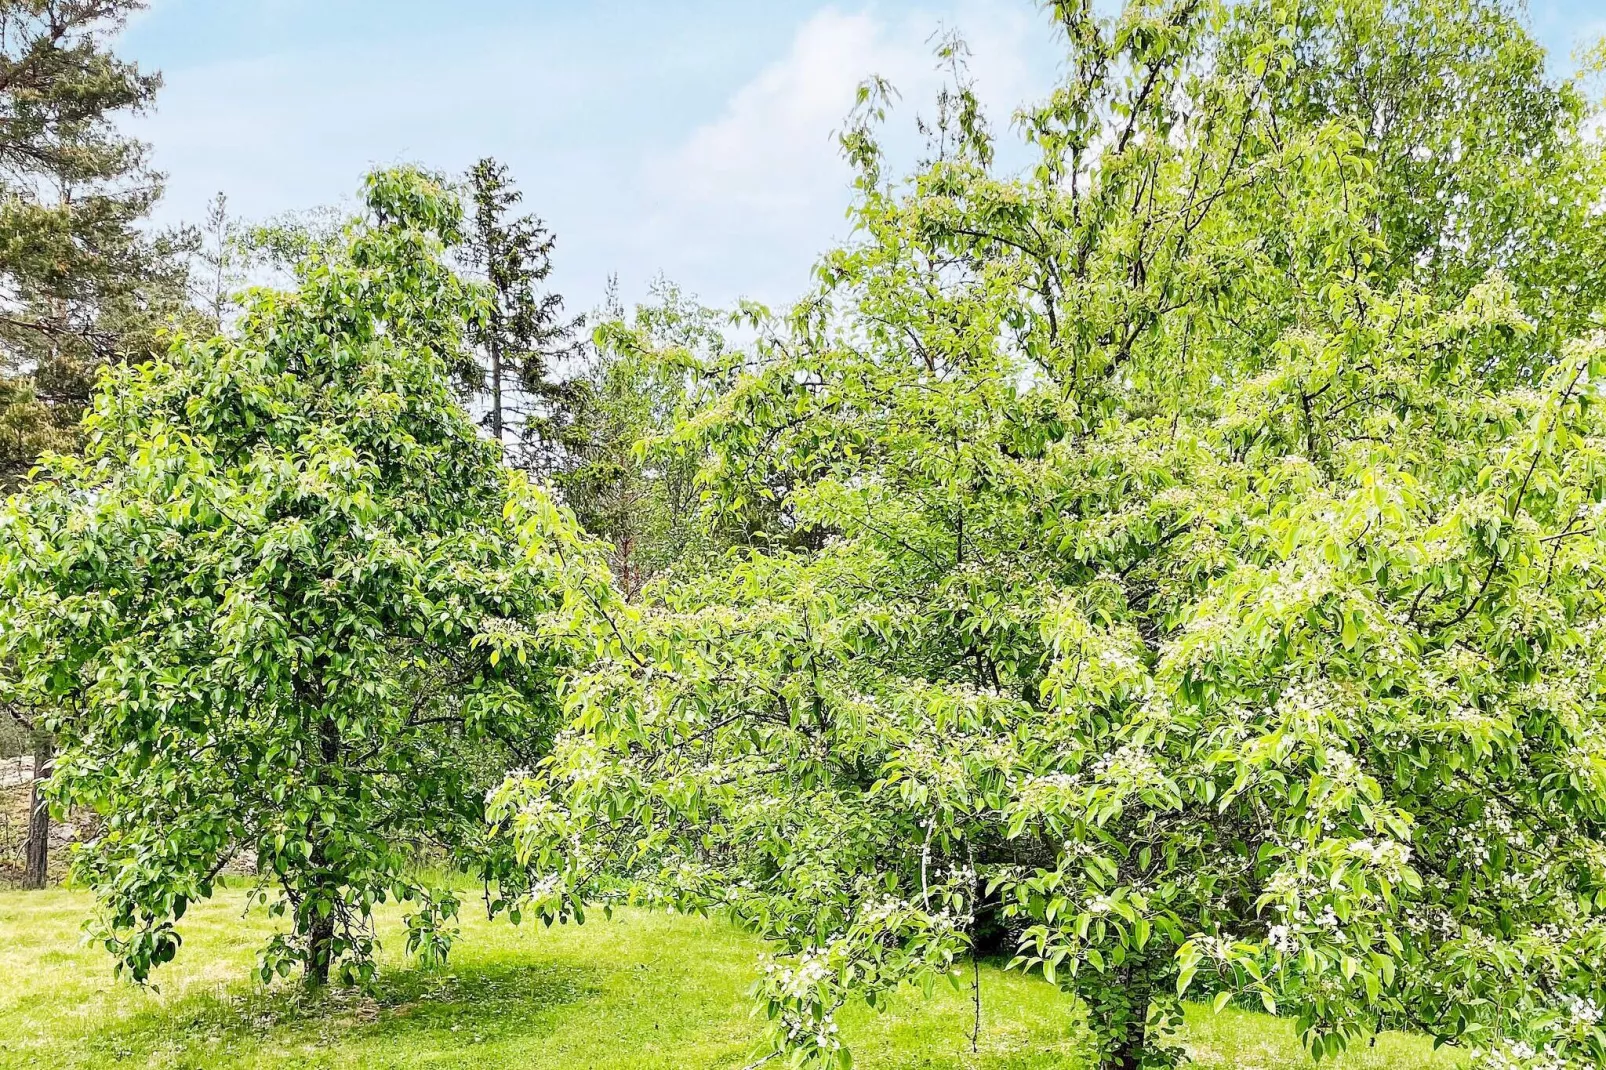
[22,732,54,890]
[490,336,503,444]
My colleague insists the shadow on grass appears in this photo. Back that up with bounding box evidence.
[74,959,603,1065]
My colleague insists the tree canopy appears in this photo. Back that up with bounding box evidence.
[3,1,1605,1068]
[489,2,1606,1069]
[0,167,584,986]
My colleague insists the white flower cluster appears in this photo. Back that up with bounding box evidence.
[856,894,915,929]
[527,871,566,900]
[1089,743,1163,791]
[760,948,848,1054]
[1476,1039,1572,1070]
[1322,745,1361,784]
[1272,678,1337,736]
[1345,838,1413,878]
[1401,903,1459,939]
[1561,993,1602,1027]
[1563,721,1606,785]
[765,948,834,1001]
[1262,559,1336,619]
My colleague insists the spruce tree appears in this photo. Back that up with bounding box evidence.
[461,157,579,473]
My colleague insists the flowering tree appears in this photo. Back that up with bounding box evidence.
[493,1,1606,1068]
[0,168,582,987]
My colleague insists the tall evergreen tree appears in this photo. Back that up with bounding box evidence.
[461,157,579,473]
[0,0,188,487]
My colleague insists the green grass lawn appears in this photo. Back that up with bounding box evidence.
[0,886,1465,1069]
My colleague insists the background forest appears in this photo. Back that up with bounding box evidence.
[4,2,1606,1069]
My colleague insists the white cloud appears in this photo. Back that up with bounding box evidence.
[103,0,1606,318]
[652,10,915,215]
[122,1,1057,315]
[631,1,1054,306]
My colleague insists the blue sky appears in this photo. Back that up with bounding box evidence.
[119,1,1606,318]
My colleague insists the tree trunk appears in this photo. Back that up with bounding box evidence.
[22,732,53,890]
[1103,974,1152,1070]
[305,909,335,988]
[1107,1030,1144,1070]
[490,334,503,444]
[302,713,341,989]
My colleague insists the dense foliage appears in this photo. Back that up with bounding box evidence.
[553,284,729,596]
[491,2,1606,1069]
[3,2,1604,1068]
[0,169,577,985]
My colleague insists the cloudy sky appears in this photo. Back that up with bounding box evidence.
[119,0,1606,317]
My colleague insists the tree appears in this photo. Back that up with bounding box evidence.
[557,281,725,597]
[0,0,192,890]
[0,0,192,485]
[235,203,346,281]
[181,193,344,333]
[461,157,579,473]
[188,192,244,331]
[20,722,51,888]
[0,167,585,986]
[0,375,67,490]
[1265,0,1606,344]
[492,2,1606,1068]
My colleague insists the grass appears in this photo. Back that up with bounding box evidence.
[0,886,1465,1069]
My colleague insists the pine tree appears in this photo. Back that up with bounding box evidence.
[0,0,190,487]
[461,157,579,473]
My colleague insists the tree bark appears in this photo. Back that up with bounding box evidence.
[1103,973,1152,1070]
[490,333,503,444]
[22,731,53,890]
[305,909,335,988]
[302,713,341,988]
